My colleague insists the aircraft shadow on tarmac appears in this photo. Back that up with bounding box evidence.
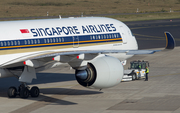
[31,73,76,84]
[38,94,78,105]
[38,88,103,105]
[0,88,102,105]
[0,72,102,105]
[0,73,76,89]
[40,88,103,96]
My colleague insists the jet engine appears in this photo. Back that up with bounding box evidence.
[0,68,14,78]
[75,56,124,89]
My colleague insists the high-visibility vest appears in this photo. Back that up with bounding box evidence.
[145,68,149,73]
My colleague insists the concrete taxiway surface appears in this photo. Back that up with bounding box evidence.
[0,19,180,113]
[1,47,180,113]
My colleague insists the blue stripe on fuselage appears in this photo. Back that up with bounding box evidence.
[0,33,122,50]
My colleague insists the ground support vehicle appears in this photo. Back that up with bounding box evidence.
[122,60,149,81]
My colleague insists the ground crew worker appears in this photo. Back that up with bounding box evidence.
[145,66,149,81]
[138,64,141,78]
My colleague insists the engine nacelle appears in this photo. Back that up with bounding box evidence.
[0,68,14,78]
[75,56,124,89]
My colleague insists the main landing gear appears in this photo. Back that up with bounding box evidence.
[7,83,39,98]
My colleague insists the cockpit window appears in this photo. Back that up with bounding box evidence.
[130,30,134,36]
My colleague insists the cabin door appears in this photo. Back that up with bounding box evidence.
[119,26,127,44]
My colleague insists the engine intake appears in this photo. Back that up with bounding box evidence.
[76,63,96,87]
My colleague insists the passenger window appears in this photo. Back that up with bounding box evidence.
[59,38,61,42]
[62,38,64,42]
[24,40,27,45]
[38,39,40,44]
[14,41,17,45]
[50,38,52,43]
[44,39,46,43]
[11,41,14,45]
[4,42,6,46]
[31,40,33,44]
[28,40,30,45]
[56,38,58,42]
[1,42,3,46]
[47,39,49,43]
[34,40,37,44]
[18,41,20,45]
[93,36,95,40]
[8,41,10,46]
[101,35,103,39]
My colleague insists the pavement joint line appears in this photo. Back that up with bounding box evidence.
[131,24,180,30]
[134,33,180,41]
[150,73,180,78]
[136,38,166,41]
[134,33,164,39]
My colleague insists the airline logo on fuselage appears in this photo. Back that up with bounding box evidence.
[20,24,116,37]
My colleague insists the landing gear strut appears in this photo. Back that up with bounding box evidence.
[8,83,39,98]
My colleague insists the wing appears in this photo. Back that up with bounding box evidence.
[2,32,174,69]
[2,31,174,83]
[27,32,175,59]
[28,49,159,60]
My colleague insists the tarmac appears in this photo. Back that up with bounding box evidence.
[0,47,179,113]
[0,19,180,113]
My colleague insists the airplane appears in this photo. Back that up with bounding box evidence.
[0,17,175,98]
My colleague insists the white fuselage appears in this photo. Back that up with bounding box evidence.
[0,17,138,68]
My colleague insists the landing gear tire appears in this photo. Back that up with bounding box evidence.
[30,86,39,97]
[8,85,40,99]
[19,87,29,99]
[8,87,17,98]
